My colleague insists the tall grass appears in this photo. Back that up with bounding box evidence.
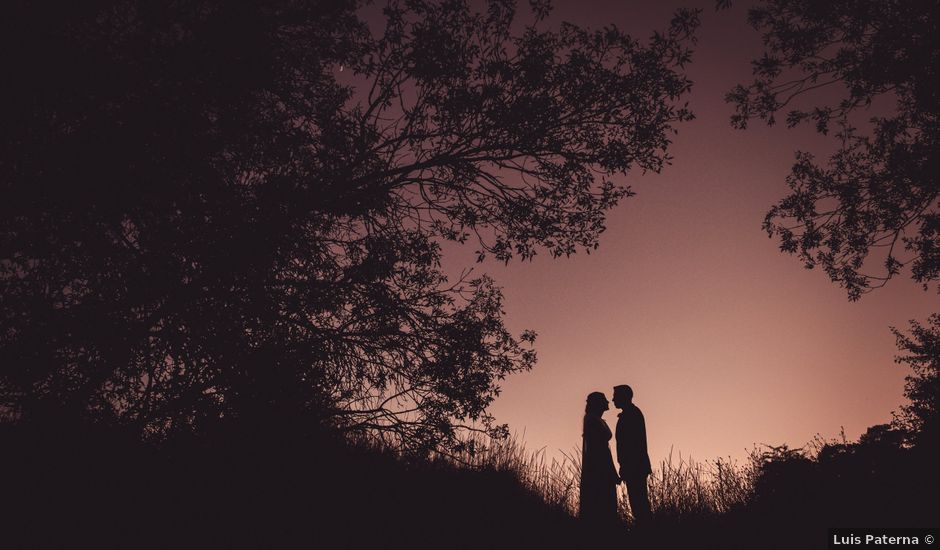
[444,434,757,523]
[646,448,755,521]
[445,433,582,514]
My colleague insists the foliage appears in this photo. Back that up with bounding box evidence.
[892,314,940,448]
[727,0,940,300]
[744,427,937,535]
[749,443,817,504]
[0,0,698,452]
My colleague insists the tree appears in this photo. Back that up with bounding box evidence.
[726,0,940,300]
[0,0,698,453]
[892,315,940,448]
[728,0,940,452]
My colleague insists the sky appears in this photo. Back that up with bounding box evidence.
[437,0,938,468]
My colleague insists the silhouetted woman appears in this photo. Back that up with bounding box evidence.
[579,391,619,524]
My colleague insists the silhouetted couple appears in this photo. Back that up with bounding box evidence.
[579,385,652,527]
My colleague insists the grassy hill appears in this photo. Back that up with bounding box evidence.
[2,424,586,549]
[2,422,936,549]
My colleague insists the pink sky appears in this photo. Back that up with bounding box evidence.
[440,1,938,466]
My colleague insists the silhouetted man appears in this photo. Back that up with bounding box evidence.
[613,384,652,526]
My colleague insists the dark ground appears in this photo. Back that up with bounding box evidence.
[2,422,937,549]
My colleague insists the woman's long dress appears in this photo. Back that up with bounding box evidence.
[579,415,619,523]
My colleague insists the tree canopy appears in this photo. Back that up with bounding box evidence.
[0,0,698,453]
[727,0,940,300]
[893,315,940,448]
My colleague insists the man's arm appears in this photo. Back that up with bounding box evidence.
[638,408,652,474]
[638,410,649,455]
[615,416,626,470]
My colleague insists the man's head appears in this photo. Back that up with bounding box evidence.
[612,384,633,408]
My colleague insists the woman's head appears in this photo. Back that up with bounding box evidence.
[585,391,609,415]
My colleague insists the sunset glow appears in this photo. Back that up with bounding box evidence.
[437,1,938,466]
